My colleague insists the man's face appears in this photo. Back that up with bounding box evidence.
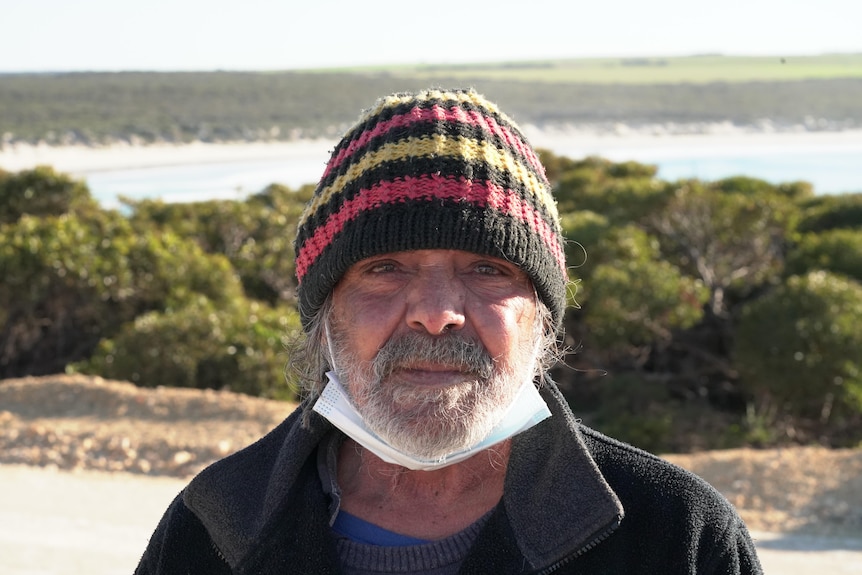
[328,249,542,459]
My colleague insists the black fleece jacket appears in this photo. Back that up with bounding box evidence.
[135,382,763,574]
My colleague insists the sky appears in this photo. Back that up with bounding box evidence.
[1,0,860,72]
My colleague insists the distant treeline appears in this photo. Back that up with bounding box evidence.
[2,71,862,146]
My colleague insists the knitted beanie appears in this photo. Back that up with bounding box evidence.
[294,88,567,331]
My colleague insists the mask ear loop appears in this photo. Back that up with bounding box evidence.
[529,286,547,384]
[323,318,339,377]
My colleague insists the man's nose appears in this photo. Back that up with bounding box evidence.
[405,272,466,335]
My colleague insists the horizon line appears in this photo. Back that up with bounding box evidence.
[3,51,861,75]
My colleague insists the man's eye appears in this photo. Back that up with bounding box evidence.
[369,262,397,274]
[475,263,501,275]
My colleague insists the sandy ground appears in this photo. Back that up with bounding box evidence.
[525,125,862,159]
[1,463,861,574]
[2,128,862,177]
[3,376,862,574]
[0,465,181,575]
[0,140,338,175]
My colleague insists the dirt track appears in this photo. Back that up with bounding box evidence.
[2,374,862,573]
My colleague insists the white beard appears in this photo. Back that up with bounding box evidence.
[329,329,541,461]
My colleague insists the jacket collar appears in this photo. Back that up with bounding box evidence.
[183,381,623,572]
[502,380,624,569]
[183,404,333,569]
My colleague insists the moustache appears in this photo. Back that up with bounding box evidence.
[372,332,495,381]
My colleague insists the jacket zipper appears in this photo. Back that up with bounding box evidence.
[212,540,230,567]
[536,519,621,575]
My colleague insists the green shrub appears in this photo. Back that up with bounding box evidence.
[775,180,815,201]
[536,149,582,184]
[0,210,245,377]
[710,175,778,197]
[74,298,303,399]
[558,210,609,274]
[734,271,862,423]
[570,224,662,288]
[583,257,708,351]
[552,156,669,221]
[650,179,799,316]
[0,165,100,224]
[126,229,245,312]
[0,212,138,375]
[126,183,314,305]
[797,192,862,233]
[576,373,675,453]
[710,175,813,202]
[786,229,862,282]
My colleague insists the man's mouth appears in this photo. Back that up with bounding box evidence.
[389,364,477,386]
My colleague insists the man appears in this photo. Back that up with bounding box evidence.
[136,89,762,574]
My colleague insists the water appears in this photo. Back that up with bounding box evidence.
[616,148,859,194]
[656,152,861,193]
[80,156,330,208]
[75,135,862,208]
[533,131,862,196]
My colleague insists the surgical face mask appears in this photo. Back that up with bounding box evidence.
[312,371,551,471]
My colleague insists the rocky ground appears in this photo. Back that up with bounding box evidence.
[2,373,861,538]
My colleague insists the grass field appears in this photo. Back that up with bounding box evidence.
[338,54,862,84]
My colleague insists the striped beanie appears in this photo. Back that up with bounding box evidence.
[294,88,567,331]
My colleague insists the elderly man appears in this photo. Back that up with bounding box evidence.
[136,89,762,574]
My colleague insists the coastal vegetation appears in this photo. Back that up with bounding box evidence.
[2,56,861,452]
[2,161,861,453]
[2,54,862,146]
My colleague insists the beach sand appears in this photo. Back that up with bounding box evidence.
[0,139,339,175]
[526,126,862,161]
[3,128,862,176]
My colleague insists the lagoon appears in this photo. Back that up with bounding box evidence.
[2,130,860,208]
[531,128,862,196]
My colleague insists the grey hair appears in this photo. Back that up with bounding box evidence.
[286,292,563,415]
[286,295,334,406]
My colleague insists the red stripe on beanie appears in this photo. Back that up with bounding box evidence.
[295,174,565,281]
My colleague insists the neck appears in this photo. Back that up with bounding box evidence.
[337,438,511,540]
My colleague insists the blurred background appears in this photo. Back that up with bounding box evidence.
[1,1,861,572]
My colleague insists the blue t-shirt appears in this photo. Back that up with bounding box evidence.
[332,511,431,547]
